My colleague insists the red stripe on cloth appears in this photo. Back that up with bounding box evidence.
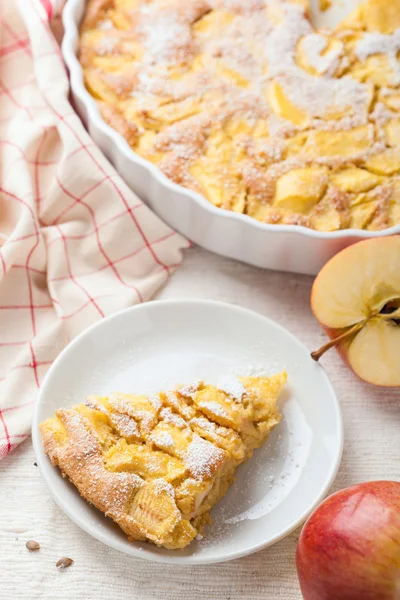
[0,305,53,310]
[0,433,28,442]
[39,0,53,20]
[29,343,40,388]
[0,410,11,454]
[50,205,142,237]
[60,295,113,320]
[10,361,52,372]
[31,1,62,59]
[66,144,97,161]
[0,79,34,121]
[0,80,31,96]
[56,177,144,303]
[55,224,105,318]
[49,232,176,283]
[33,131,48,214]
[5,360,52,380]
[0,38,30,57]
[53,175,109,225]
[1,400,35,413]
[0,187,41,338]
[1,19,32,57]
[13,264,47,276]
[0,140,58,167]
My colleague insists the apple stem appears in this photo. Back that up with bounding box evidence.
[311,321,365,362]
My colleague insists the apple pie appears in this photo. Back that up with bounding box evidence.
[78,0,400,232]
[40,372,286,549]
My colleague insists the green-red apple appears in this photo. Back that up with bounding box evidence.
[296,481,400,600]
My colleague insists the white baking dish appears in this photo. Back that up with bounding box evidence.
[62,0,400,275]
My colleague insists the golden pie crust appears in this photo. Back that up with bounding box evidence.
[40,373,286,549]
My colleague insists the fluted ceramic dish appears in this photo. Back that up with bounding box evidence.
[62,0,400,275]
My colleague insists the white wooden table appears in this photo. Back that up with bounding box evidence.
[2,246,399,600]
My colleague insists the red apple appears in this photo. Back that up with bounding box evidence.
[296,481,400,600]
[311,236,400,387]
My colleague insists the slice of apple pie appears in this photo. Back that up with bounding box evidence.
[40,372,286,550]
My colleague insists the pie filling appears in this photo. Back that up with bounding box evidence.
[79,0,400,231]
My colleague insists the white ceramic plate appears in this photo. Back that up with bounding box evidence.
[33,300,343,564]
[62,0,400,275]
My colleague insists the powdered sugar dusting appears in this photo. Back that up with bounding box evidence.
[356,28,400,60]
[109,412,140,439]
[153,478,175,497]
[355,28,400,85]
[148,394,162,411]
[140,13,190,65]
[164,391,194,419]
[133,407,154,433]
[300,33,343,75]
[191,416,217,433]
[264,2,312,77]
[229,363,269,378]
[85,396,107,413]
[215,377,245,400]
[203,400,228,417]
[160,407,187,429]
[155,431,175,449]
[264,3,370,120]
[185,436,225,480]
[177,381,200,398]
